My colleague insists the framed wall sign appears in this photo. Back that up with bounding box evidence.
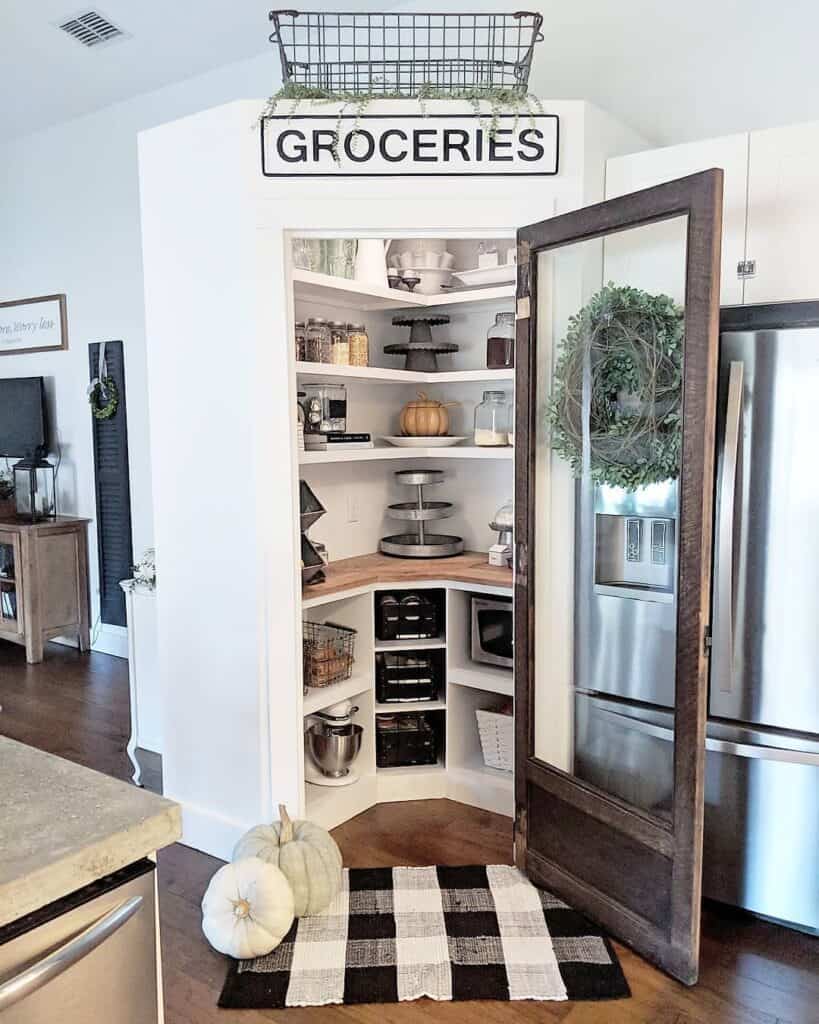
[261,112,559,178]
[0,294,68,356]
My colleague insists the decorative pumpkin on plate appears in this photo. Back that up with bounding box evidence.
[399,392,458,437]
[201,856,294,958]
[233,804,342,917]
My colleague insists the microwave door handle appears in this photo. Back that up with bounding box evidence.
[0,896,143,1013]
[713,360,744,693]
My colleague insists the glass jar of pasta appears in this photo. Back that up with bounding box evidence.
[347,323,369,367]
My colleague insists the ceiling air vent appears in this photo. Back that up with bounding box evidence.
[57,10,126,47]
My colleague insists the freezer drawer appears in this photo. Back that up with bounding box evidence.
[574,694,819,932]
[703,744,819,933]
[0,861,158,1023]
[574,694,674,820]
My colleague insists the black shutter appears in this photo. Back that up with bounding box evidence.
[88,341,133,627]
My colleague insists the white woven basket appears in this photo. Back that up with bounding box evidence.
[475,708,514,772]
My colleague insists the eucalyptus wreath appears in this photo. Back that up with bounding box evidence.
[259,84,543,163]
[548,284,684,490]
[89,377,119,421]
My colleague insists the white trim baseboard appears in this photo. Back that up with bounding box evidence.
[51,623,129,659]
[171,798,253,862]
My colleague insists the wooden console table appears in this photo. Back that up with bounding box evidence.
[0,516,91,664]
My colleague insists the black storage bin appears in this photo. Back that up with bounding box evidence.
[376,712,439,768]
[376,649,443,703]
[375,590,443,642]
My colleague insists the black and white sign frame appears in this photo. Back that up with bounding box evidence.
[260,112,559,178]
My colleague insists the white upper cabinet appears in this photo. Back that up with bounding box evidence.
[605,134,749,306]
[744,120,819,305]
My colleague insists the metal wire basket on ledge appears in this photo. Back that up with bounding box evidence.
[268,10,544,95]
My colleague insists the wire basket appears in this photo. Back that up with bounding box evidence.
[303,620,357,688]
[268,11,544,95]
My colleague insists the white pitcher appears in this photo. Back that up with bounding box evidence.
[355,238,391,288]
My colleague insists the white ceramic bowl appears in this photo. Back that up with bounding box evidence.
[410,268,453,294]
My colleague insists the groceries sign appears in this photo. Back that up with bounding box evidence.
[261,113,559,177]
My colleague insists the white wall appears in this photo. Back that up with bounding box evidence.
[0,52,278,641]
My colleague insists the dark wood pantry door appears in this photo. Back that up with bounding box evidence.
[513,171,723,984]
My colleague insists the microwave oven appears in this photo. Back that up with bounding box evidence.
[470,595,513,669]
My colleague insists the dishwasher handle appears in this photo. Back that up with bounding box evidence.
[0,895,143,1013]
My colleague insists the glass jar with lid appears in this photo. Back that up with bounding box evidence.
[294,320,307,362]
[305,317,331,363]
[474,390,510,446]
[486,311,515,369]
[347,323,369,367]
[329,321,350,365]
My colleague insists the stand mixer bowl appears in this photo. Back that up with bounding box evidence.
[306,722,363,778]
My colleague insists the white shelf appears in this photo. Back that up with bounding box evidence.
[374,637,446,652]
[299,444,514,464]
[376,760,445,777]
[306,773,377,831]
[293,267,514,312]
[448,665,514,697]
[376,699,446,713]
[303,672,372,715]
[295,362,515,385]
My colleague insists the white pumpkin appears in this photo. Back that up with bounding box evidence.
[201,857,294,959]
[233,804,342,917]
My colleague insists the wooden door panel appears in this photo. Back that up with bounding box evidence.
[514,170,723,984]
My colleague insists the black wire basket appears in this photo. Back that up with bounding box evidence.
[268,10,544,95]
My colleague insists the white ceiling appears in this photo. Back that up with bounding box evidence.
[4,0,819,144]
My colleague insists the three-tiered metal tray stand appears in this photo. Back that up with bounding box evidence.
[380,469,464,558]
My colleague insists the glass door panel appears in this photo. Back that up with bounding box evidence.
[514,170,723,984]
[0,534,20,632]
[531,218,689,825]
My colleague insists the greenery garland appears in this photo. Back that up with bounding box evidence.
[89,377,119,420]
[548,284,684,490]
[259,84,544,163]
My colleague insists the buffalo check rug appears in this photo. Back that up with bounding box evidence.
[218,865,630,1008]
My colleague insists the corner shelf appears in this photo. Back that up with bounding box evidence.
[375,699,446,713]
[448,665,514,698]
[295,362,515,385]
[293,267,514,312]
[299,445,514,464]
[374,637,446,652]
[303,673,372,716]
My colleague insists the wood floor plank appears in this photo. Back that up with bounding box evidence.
[2,638,816,1024]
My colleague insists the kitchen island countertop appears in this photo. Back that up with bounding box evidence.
[0,736,181,927]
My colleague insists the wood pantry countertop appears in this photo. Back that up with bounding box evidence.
[302,550,512,602]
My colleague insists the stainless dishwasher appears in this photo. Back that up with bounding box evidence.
[0,860,158,1022]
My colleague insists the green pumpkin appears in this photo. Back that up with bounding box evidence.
[233,804,342,917]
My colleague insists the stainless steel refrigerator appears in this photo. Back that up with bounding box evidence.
[573,301,819,934]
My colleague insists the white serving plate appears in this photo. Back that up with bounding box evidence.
[381,436,467,448]
[453,265,516,287]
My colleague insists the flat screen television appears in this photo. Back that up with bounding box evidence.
[0,377,48,458]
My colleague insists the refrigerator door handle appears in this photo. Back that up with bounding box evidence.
[714,360,744,693]
[0,896,143,1013]
[598,706,819,764]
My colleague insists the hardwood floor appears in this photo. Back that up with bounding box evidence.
[1,640,817,1024]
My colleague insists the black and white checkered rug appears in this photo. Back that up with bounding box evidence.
[218,865,630,1008]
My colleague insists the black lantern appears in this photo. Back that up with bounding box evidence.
[13,456,56,521]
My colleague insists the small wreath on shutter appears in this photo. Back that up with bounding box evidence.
[88,376,119,420]
[548,283,684,490]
